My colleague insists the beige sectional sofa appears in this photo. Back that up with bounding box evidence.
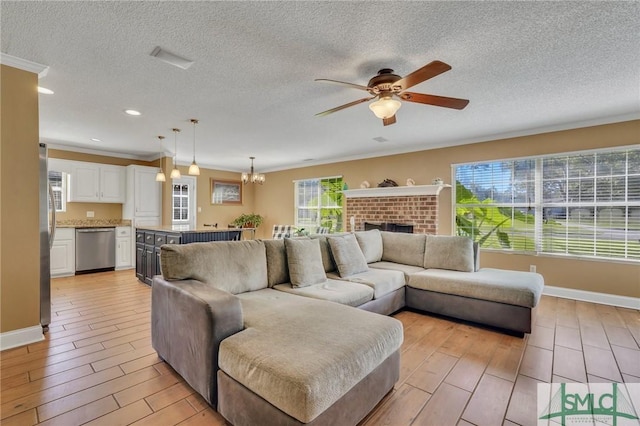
[151,230,543,426]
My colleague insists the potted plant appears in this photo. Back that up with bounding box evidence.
[231,213,264,228]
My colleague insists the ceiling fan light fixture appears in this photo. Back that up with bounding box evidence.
[369,97,401,119]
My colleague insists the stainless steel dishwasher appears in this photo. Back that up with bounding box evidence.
[76,228,116,273]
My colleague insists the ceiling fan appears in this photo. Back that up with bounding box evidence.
[315,60,469,126]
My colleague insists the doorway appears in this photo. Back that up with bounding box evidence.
[171,176,197,229]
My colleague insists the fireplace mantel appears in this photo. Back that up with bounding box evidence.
[342,184,451,198]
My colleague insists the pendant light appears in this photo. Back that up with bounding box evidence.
[170,128,181,179]
[155,135,166,182]
[241,156,265,185]
[188,119,200,175]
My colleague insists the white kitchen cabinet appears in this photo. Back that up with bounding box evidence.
[51,228,75,277]
[123,165,161,218]
[115,226,132,269]
[68,162,125,203]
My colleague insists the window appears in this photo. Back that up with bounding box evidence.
[454,147,640,262]
[294,176,343,232]
[48,171,66,212]
[172,184,189,222]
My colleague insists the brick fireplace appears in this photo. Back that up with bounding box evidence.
[344,185,449,234]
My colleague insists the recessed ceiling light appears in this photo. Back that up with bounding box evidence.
[372,136,388,143]
[124,109,141,116]
[90,138,102,142]
[37,86,54,95]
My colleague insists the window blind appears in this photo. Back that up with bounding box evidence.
[454,147,640,262]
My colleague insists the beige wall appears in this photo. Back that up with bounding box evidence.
[256,120,640,298]
[0,65,41,333]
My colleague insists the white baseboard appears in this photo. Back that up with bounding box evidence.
[544,285,640,310]
[0,325,44,351]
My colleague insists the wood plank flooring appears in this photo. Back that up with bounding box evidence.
[1,270,638,425]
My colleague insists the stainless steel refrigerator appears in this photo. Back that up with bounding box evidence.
[39,142,55,332]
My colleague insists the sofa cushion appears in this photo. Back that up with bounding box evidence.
[160,240,268,295]
[273,279,373,307]
[380,231,427,267]
[332,268,405,299]
[424,235,475,272]
[369,261,426,284]
[354,229,383,263]
[220,288,403,423]
[263,239,289,287]
[408,268,544,308]
[284,238,326,288]
[310,233,349,273]
[327,234,369,277]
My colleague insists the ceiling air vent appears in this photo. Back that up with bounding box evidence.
[150,46,194,70]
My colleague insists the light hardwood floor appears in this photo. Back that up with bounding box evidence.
[1,270,638,425]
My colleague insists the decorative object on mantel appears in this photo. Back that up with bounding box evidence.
[188,119,200,176]
[170,128,181,179]
[432,177,444,185]
[378,179,398,187]
[360,180,370,189]
[342,184,452,198]
[406,178,415,186]
[155,135,166,182]
[241,156,265,185]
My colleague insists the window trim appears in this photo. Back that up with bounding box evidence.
[294,176,344,232]
[452,145,640,263]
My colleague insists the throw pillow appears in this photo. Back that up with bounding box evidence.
[327,234,369,277]
[284,238,326,287]
[354,229,383,263]
[424,235,475,272]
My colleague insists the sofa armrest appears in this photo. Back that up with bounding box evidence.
[151,276,243,406]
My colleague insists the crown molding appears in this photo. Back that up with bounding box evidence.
[0,52,49,78]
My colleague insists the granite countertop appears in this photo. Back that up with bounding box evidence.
[56,219,132,228]
[136,225,255,233]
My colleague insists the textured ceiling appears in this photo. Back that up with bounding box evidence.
[2,1,639,172]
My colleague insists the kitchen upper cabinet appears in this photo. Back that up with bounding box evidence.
[68,162,125,203]
[51,228,75,277]
[124,165,161,218]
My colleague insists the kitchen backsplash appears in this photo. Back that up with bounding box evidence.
[56,219,132,228]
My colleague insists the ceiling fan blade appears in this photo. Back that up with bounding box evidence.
[399,92,469,110]
[394,61,452,91]
[382,115,397,126]
[315,96,376,117]
[314,79,369,91]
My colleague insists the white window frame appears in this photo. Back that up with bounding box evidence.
[48,171,66,212]
[452,146,640,263]
[294,175,343,232]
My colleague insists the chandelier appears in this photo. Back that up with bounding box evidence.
[241,156,265,185]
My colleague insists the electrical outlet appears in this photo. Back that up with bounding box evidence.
[86,211,95,218]
[530,265,536,273]
[197,206,202,213]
